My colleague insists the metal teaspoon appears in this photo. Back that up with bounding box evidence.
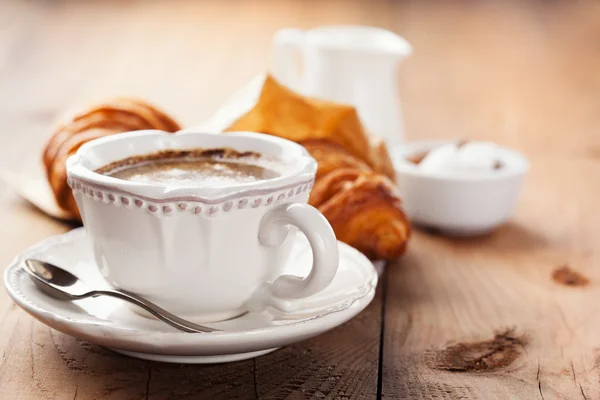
[24,259,219,333]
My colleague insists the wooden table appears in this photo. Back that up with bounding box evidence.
[2,0,600,398]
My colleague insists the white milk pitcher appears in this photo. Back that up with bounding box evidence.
[272,25,412,145]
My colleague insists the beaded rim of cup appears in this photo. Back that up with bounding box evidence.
[68,177,314,217]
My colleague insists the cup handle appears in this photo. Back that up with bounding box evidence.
[272,28,305,92]
[247,203,339,313]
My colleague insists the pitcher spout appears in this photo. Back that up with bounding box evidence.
[311,25,412,58]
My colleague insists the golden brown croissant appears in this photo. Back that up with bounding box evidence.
[368,136,396,182]
[300,139,371,181]
[226,75,410,260]
[318,173,410,260]
[309,168,365,208]
[43,98,181,219]
[301,140,409,259]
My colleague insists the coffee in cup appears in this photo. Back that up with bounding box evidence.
[96,148,288,187]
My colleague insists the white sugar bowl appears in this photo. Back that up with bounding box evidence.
[392,141,529,235]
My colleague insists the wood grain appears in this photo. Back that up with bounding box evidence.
[2,0,600,398]
[253,281,383,399]
[380,2,600,398]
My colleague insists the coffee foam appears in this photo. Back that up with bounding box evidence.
[96,147,294,187]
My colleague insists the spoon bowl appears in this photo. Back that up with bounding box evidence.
[23,259,218,333]
[25,259,92,299]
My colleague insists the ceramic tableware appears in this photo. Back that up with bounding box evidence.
[392,141,529,235]
[66,130,339,322]
[24,259,218,333]
[4,228,377,363]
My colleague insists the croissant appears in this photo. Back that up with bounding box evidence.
[309,168,365,207]
[368,136,396,182]
[43,98,181,219]
[317,172,410,260]
[226,75,410,259]
[302,140,410,259]
[300,139,371,181]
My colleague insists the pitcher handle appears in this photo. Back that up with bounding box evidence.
[272,28,305,92]
[247,203,339,313]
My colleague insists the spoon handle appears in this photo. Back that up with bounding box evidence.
[89,289,219,333]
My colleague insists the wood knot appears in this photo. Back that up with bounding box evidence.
[552,265,589,287]
[428,328,527,372]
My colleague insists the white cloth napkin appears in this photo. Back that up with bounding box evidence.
[0,167,73,220]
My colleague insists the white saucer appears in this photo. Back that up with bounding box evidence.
[3,228,377,364]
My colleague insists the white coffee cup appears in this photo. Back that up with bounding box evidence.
[66,130,339,323]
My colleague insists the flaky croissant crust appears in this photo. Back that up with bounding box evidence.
[302,140,410,260]
[43,98,181,219]
[317,173,410,260]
